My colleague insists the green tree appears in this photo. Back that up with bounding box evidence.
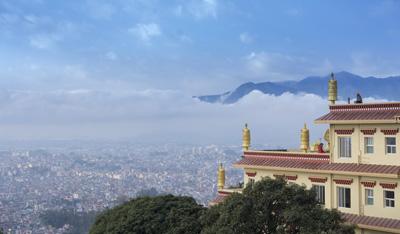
[201,177,354,234]
[89,195,205,234]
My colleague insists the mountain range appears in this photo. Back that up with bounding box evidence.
[194,71,400,104]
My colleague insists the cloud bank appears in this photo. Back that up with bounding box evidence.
[0,88,332,147]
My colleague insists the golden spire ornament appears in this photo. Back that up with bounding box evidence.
[242,123,251,151]
[328,72,338,105]
[217,163,225,190]
[300,123,310,152]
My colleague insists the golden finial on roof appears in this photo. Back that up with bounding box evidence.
[242,123,251,151]
[324,129,330,151]
[300,123,310,153]
[328,72,338,105]
[217,163,225,190]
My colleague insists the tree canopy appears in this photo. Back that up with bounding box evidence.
[89,195,205,234]
[202,177,354,234]
[90,178,354,234]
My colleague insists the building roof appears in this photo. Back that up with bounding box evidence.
[209,191,232,206]
[315,102,400,124]
[343,213,400,233]
[234,151,400,177]
[209,194,227,206]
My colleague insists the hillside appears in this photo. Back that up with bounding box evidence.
[195,72,400,104]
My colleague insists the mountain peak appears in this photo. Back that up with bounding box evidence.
[195,72,400,104]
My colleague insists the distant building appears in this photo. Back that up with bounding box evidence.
[212,73,400,234]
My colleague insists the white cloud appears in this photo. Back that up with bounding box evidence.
[239,32,253,44]
[129,23,162,43]
[0,86,326,145]
[0,13,20,24]
[86,0,116,19]
[173,5,183,16]
[0,85,388,145]
[188,0,218,19]
[29,33,61,49]
[106,51,118,60]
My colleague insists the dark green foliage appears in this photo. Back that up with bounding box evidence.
[40,209,97,234]
[202,177,354,234]
[90,178,354,234]
[89,195,205,234]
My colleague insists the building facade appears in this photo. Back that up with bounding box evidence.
[213,74,400,233]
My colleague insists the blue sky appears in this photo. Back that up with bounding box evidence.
[0,0,399,142]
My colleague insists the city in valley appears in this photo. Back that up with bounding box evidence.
[0,142,242,233]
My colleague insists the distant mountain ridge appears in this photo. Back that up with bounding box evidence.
[194,71,400,104]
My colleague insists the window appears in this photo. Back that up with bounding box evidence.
[365,189,374,205]
[384,190,395,208]
[364,137,374,154]
[337,187,351,208]
[247,178,255,187]
[312,185,325,205]
[386,137,396,154]
[338,137,351,158]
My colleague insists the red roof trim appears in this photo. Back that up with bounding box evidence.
[244,151,329,160]
[246,172,257,177]
[361,129,377,135]
[330,103,400,111]
[309,177,328,183]
[209,194,228,205]
[285,175,298,181]
[218,191,233,195]
[234,157,400,175]
[316,103,400,122]
[333,178,353,185]
[335,129,354,135]
[343,213,400,230]
[361,181,376,187]
[380,182,398,189]
[274,174,298,181]
[381,129,399,135]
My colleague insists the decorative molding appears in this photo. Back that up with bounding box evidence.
[285,175,298,181]
[379,182,398,189]
[335,129,354,135]
[218,191,233,195]
[360,129,377,135]
[329,102,400,110]
[381,129,399,135]
[361,181,376,187]
[308,177,328,183]
[273,174,297,181]
[244,151,329,160]
[246,172,257,177]
[333,178,353,185]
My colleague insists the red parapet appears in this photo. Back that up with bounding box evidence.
[360,129,377,135]
[246,172,257,177]
[379,182,398,189]
[308,177,328,183]
[361,181,376,187]
[335,129,354,135]
[333,178,353,185]
[381,129,399,135]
